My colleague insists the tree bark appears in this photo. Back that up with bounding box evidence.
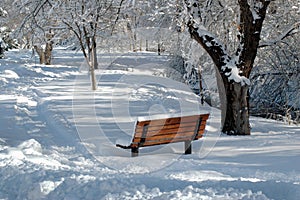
[222,80,250,135]
[90,62,97,91]
[215,69,226,128]
[44,41,53,65]
[44,31,54,65]
[237,0,270,77]
[89,36,97,90]
[34,45,45,64]
[0,47,5,59]
[33,44,53,65]
[33,31,54,65]
[146,40,149,51]
[91,36,98,70]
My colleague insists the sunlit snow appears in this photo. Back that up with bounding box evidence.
[0,49,299,199]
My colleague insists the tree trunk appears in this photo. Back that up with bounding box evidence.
[146,40,149,51]
[44,41,53,65]
[198,65,204,105]
[139,39,142,51]
[91,36,98,70]
[158,43,161,55]
[0,47,4,59]
[44,31,54,65]
[90,63,97,91]
[222,81,250,135]
[187,25,251,135]
[89,36,97,90]
[34,44,53,65]
[34,45,45,64]
[215,69,226,127]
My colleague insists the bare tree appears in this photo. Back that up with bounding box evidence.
[0,5,19,58]
[13,0,56,64]
[59,0,124,90]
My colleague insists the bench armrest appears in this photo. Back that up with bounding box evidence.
[116,144,132,149]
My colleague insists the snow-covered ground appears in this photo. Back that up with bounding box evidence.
[0,49,299,200]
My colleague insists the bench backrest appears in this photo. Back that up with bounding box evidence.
[130,113,209,148]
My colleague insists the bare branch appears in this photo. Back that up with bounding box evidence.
[111,0,125,34]
[259,22,300,48]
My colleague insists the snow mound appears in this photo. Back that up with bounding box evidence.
[17,139,43,156]
[3,70,20,79]
[0,139,68,170]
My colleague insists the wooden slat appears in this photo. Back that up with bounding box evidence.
[199,113,209,120]
[130,130,204,148]
[136,115,201,127]
[195,122,207,139]
[133,130,195,143]
[135,121,198,135]
[145,132,196,142]
[137,114,209,129]
[134,125,195,137]
[141,137,196,147]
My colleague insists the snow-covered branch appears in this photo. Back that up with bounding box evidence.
[259,22,300,48]
[236,0,271,77]
[188,25,229,66]
[111,0,125,34]
[186,10,250,86]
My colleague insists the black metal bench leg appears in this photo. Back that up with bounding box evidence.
[131,147,139,157]
[185,141,192,154]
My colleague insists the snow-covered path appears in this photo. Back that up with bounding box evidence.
[0,49,299,199]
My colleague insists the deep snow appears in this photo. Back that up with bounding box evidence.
[0,49,299,200]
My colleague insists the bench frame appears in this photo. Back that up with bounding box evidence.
[116,113,209,157]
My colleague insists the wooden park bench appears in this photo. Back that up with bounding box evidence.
[116,113,210,157]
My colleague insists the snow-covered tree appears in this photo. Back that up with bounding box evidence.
[13,0,56,64]
[0,7,8,58]
[56,0,124,90]
[119,0,180,53]
[184,0,299,135]
[251,34,299,123]
[0,6,18,58]
[249,0,300,123]
[13,0,124,90]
